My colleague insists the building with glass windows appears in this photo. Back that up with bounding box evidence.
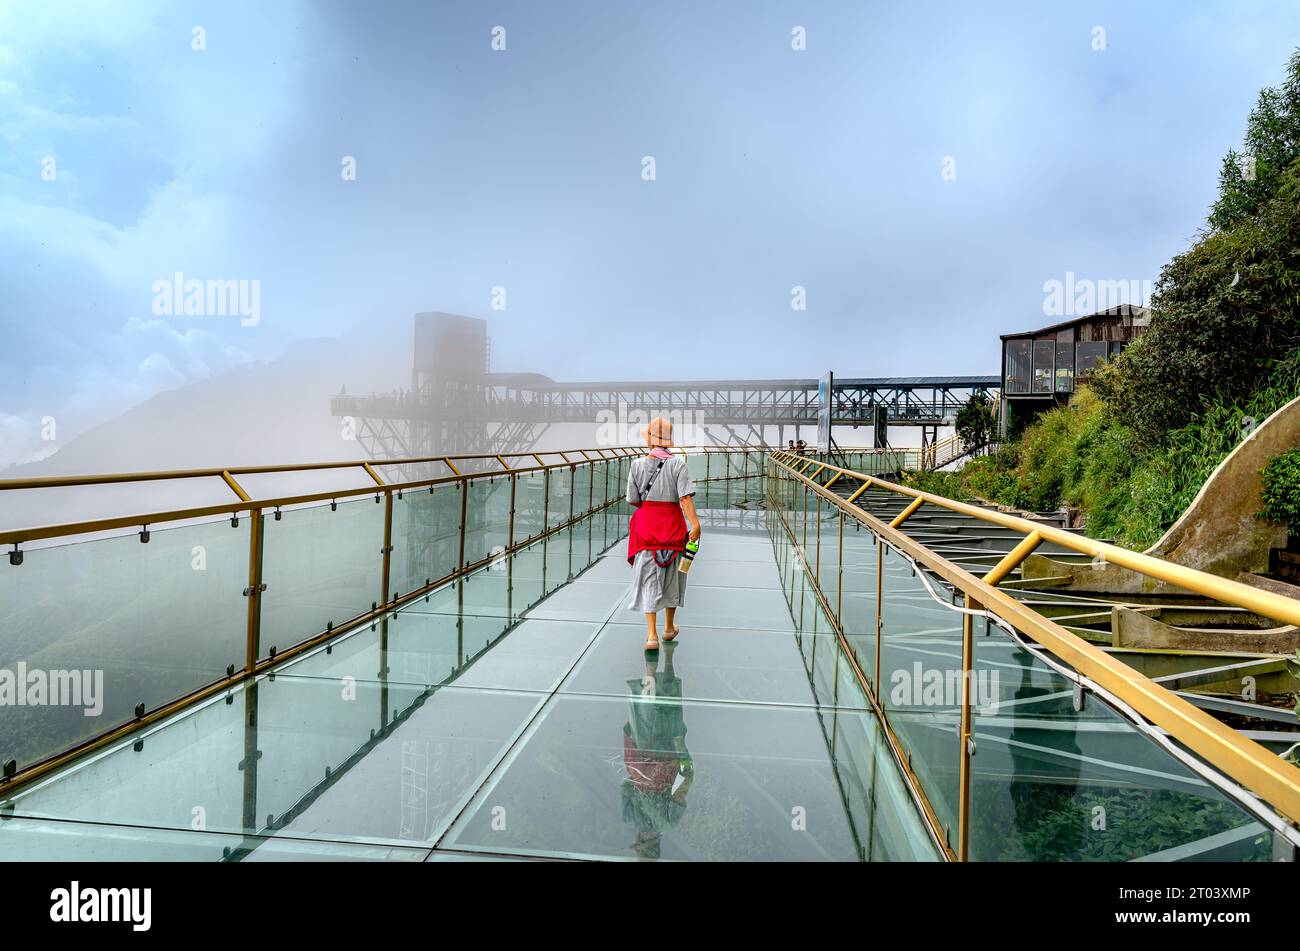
[999,304,1148,436]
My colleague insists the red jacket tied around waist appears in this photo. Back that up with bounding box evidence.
[627,500,687,564]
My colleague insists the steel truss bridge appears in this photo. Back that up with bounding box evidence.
[330,374,1000,459]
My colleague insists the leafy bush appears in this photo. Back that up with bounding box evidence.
[1262,447,1300,531]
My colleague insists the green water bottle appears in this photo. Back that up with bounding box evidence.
[678,539,699,574]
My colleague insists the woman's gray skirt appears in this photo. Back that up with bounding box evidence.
[626,550,688,613]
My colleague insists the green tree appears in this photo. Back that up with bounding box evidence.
[1094,49,1300,445]
[1211,50,1300,230]
[955,392,996,456]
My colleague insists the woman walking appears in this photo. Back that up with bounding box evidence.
[626,417,702,651]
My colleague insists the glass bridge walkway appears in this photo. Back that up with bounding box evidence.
[1,449,1297,862]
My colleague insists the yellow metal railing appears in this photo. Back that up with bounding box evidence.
[766,449,1300,858]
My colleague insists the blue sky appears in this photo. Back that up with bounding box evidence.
[2,0,1298,466]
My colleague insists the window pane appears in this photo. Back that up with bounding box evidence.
[1005,340,1031,394]
[1032,341,1054,394]
[1055,342,1074,393]
[1076,341,1108,380]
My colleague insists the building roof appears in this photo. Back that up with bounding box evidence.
[1000,303,1148,341]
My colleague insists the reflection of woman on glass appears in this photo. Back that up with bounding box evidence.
[626,416,701,651]
[622,642,692,860]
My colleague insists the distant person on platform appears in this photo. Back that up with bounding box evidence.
[796,439,807,455]
[625,417,701,652]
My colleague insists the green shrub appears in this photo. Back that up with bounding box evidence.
[1262,447,1300,531]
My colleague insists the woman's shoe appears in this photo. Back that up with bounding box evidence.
[645,636,660,651]
[663,626,680,642]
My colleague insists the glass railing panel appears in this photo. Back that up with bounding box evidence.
[537,526,575,595]
[546,467,573,531]
[572,463,593,518]
[878,543,962,849]
[462,475,511,569]
[809,598,840,706]
[685,452,707,482]
[816,504,842,625]
[260,496,385,654]
[840,521,878,681]
[569,517,597,574]
[830,691,942,861]
[389,483,461,599]
[502,539,547,612]
[589,461,609,508]
[514,470,547,544]
[791,483,803,545]
[0,518,249,772]
[968,621,1273,862]
[613,458,630,519]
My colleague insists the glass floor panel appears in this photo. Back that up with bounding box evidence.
[278,612,606,694]
[680,557,783,589]
[622,584,793,632]
[441,694,932,861]
[572,553,639,583]
[0,816,431,862]
[564,626,867,709]
[2,678,545,850]
[402,572,627,624]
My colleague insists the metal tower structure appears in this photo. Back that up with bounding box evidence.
[329,314,1000,459]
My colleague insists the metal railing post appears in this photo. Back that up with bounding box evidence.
[504,472,516,552]
[381,490,393,604]
[874,536,883,694]
[457,478,468,570]
[836,510,844,625]
[814,493,822,587]
[244,507,265,673]
[568,463,576,524]
[957,593,976,862]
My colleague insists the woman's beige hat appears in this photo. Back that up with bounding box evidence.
[640,416,674,447]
